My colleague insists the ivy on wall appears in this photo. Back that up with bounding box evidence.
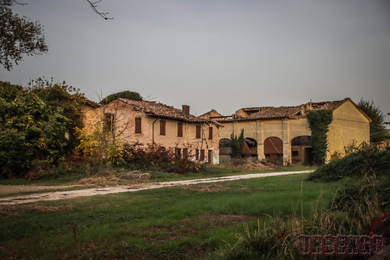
[306,110,333,165]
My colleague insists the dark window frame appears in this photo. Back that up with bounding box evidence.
[200,149,205,161]
[135,117,142,134]
[178,122,183,137]
[208,126,213,140]
[196,125,201,139]
[160,120,166,136]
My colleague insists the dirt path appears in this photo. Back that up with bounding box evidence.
[0,170,312,205]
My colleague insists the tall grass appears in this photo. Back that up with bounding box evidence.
[211,174,388,260]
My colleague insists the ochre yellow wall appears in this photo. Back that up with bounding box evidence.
[218,100,370,165]
[219,118,311,165]
[327,100,370,161]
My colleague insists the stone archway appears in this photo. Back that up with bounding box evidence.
[242,138,258,157]
[291,136,312,164]
[264,137,283,164]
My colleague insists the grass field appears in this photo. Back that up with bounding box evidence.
[0,171,342,259]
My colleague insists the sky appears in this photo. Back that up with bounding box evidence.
[1,0,390,124]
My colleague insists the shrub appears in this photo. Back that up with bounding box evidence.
[123,143,204,174]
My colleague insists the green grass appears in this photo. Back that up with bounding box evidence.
[0,171,341,259]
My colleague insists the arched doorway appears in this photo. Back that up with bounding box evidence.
[291,136,312,164]
[264,137,283,165]
[242,138,258,157]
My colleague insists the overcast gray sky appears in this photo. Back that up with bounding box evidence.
[1,0,389,123]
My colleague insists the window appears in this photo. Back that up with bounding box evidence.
[195,149,199,160]
[200,149,205,161]
[135,117,142,133]
[292,151,299,157]
[196,125,201,139]
[160,120,166,135]
[183,148,188,159]
[178,122,183,137]
[104,113,114,131]
[175,148,181,159]
[209,127,213,139]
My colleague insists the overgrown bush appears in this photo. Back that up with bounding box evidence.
[0,79,84,178]
[123,143,203,174]
[307,149,390,182]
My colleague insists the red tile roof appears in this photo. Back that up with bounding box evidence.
[219,98,354,122]
[118,98,221,126]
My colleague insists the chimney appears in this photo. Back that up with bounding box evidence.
[182,105,190,116]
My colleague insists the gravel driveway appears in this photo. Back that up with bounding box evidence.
[0,170,312,205]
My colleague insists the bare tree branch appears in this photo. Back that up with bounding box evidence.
[87,0,113,20]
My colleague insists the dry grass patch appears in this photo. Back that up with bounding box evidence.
[78,176,123,187]
[198,214,256,228]
[182,184,227,193]
[0,204,74,217]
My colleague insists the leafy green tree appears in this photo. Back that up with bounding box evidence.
[0,80,84,178]
[357,99,389,143]
[99,90,142,105]
[230,129,244,158]
[0,1,48,70]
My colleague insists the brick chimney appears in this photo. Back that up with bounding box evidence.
[182,105,190,116]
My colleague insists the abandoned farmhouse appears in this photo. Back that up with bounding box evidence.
[200,98,371,165]
[82,97,371,165]
[82,98,222,165]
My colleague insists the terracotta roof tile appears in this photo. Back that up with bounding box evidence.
[220,98,351,122]
[118,98,222,126]
[83,98,102,108]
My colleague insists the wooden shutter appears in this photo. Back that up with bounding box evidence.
[178,123,183,137]
[208,150,212,164]
[175,148,181,159]
[183,148,188,159]
[195,149,199,160]
[200,149,205,161]
[135,117,141,133]
[104,113,113,131]
[196,125,201,138]
[160,120,166,135]
[209,127,213,139]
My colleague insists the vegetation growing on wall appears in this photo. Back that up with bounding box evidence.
[306,109,333,165]
[230,129,244,158]
[0,79,84,178]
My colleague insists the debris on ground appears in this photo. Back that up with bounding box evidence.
[78,176,122,187]
[119,171,155,180]
[230,157,278,171]
[182,184,226,192]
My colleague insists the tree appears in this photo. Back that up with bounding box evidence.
[0,1,48,70]
[357,99,389,143]
[0,80,84,178]
[87,0,113,20]
[230,129,244,158]
[99,90,142,105]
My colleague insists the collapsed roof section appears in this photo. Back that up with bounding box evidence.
[217,98,370,122]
